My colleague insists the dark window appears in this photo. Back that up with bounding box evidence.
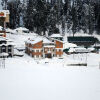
[1,46,6,52]
[8,45,12,52]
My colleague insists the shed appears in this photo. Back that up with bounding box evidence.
[50,34,63,41]
[67,36,99,47]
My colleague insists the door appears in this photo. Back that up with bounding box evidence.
[45,53,52,58]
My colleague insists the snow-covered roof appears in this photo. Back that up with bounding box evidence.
[0,53,8,57]
[27,36,42,44]
[0,26,3,30]
[0,33,4,35]
[50,34,63,38]
[0,36,6,41]
[0,42,14,46]
[43,37,53,44]
[27,36,53,44]
[0,36,14,46]
[44,45,55,48]
[6,28,16,34]
[6,28,13,32]
[15,27,29,31]
[63,42,77,49]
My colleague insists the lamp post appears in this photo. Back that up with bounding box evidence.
[0,53,8,68]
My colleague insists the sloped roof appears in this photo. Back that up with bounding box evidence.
[50,34,63,38]
[43,37,53,44]
[27,38,42,44]
[15,27,29,31]
[0,36,6,41]
[63,42,77,49]
[27,36,53,44]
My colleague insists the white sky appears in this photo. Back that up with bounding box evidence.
[0,0,2,10]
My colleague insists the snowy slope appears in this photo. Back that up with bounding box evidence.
[7,32,37,48]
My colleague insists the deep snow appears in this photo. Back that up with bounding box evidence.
[0,32,100,100]
[0,55,100,100]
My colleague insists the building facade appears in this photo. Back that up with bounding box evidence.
[0,37,14,57]
[25,37,63,59]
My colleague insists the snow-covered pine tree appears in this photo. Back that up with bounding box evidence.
[94,0,100,34]
[1,0,8,9]
[88,0,96,34]
[63,0,72,33]
[7,0,21,28]
[24,0,36,31]
[34,0,48,35]
[71,0,79,36]
[80,0,89,33]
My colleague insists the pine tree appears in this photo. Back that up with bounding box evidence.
[24,0,36,31]
[88,0,95,34]
[71,0,79,36]
[94,0,100,34]
[34,0,48,34]
[63,0,72,33]
[7,0,21,28]
[80,1,89,33]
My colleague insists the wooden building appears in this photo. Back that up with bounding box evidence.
[25,37,63,59]
[0,10,10,28]
[0,10,10,37]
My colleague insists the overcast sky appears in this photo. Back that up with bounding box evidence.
[0,0,2,10]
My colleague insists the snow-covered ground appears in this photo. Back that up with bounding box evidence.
[6,32,37,48]
[0,32,100,100]
[0,54,100,100]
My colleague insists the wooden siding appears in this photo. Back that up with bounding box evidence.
[55,40,63,48]
[55,49,63,57]
[33,41,43,49]
[5,14,9,22]
[25,40,63,58]
[44,47,54,54]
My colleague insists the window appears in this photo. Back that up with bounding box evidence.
[8,47,11,49]
[59,49,61,52]
[36,50,39,52]
[41,50,43,52]
[1,46,6,52]
[53,49,55,52]
[32,50,34,52]
[48,48,50,51]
